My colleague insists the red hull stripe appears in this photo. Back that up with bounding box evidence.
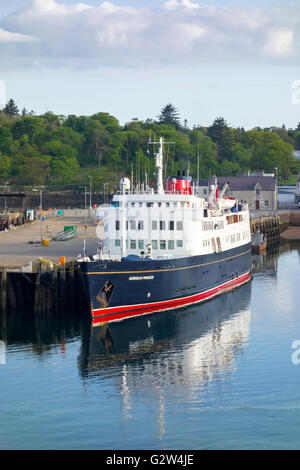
[92,271,251,326]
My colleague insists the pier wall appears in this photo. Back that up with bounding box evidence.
[0,260,89,316]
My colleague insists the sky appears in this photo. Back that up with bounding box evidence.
[0,0,300,129]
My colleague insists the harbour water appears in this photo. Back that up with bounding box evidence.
[1,241,300,450]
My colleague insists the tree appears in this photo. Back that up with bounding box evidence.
[85,120,110,169]
[0,127,13,155]
[0,152,11,179]
[207,117,234,162]
[218,159,241,176]
[51,155,80,182]
[17,157,50,185]
[231,144,252,169]
[193,133,218,178]
[247,129,294,173]
[4,99,19,118]
[158,104,181,128]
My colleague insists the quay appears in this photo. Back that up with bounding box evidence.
[250,210,300,253]
[0,209,98,315]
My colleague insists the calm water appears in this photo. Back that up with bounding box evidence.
[1,242,300,450]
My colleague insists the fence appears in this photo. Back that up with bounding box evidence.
[277,202,299,210]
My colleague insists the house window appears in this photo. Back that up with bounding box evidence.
[115,239,121,247]
[152,240,158,250]
[176,240,183,248]
[115,220,120,231]
[256,188,260,195]
[130,240,136,249]
[138,240,144,250]
[176,221,183,230]
[152,220,158,230]
[169,220,174,230]
[265,201,269,207]
[160,221,166,230]
[130,220,136,230]
[138,220,144,230]
[160,240,166,250]
[168,240,175,250]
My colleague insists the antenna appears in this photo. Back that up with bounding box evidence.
[197,129,200,182]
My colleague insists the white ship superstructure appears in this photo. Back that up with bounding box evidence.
[97,190,250,260]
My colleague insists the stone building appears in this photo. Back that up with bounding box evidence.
[209,174,277,210]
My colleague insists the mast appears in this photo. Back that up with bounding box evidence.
[148,136,175,194]
[120,178,129,258]
[156,137,164,195]
[121,182,126,257]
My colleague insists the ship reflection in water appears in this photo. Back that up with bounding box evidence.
[79,282,252,425]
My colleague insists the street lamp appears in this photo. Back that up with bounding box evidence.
[88,175,93,219]
[33,188,43,244]
[103,182,108,204]
[4,181,9,213]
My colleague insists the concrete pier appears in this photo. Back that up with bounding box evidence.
[0,209,99,315]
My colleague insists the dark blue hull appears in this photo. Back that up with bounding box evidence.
[80,242,252,325]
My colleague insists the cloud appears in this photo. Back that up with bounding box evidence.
[263,28,294,57]
[0,0,299,70]
[0,27,36,43]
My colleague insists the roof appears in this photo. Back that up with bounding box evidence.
[209,176,276,192]
[194,178,210,186]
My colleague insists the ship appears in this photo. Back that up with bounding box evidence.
[79,137,252,326]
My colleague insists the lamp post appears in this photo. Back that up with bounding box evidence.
[4,181,9,213]
[88,175,93,219]
[103,182,108,204]
[33,188,43,244]
[274,167,278,210]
